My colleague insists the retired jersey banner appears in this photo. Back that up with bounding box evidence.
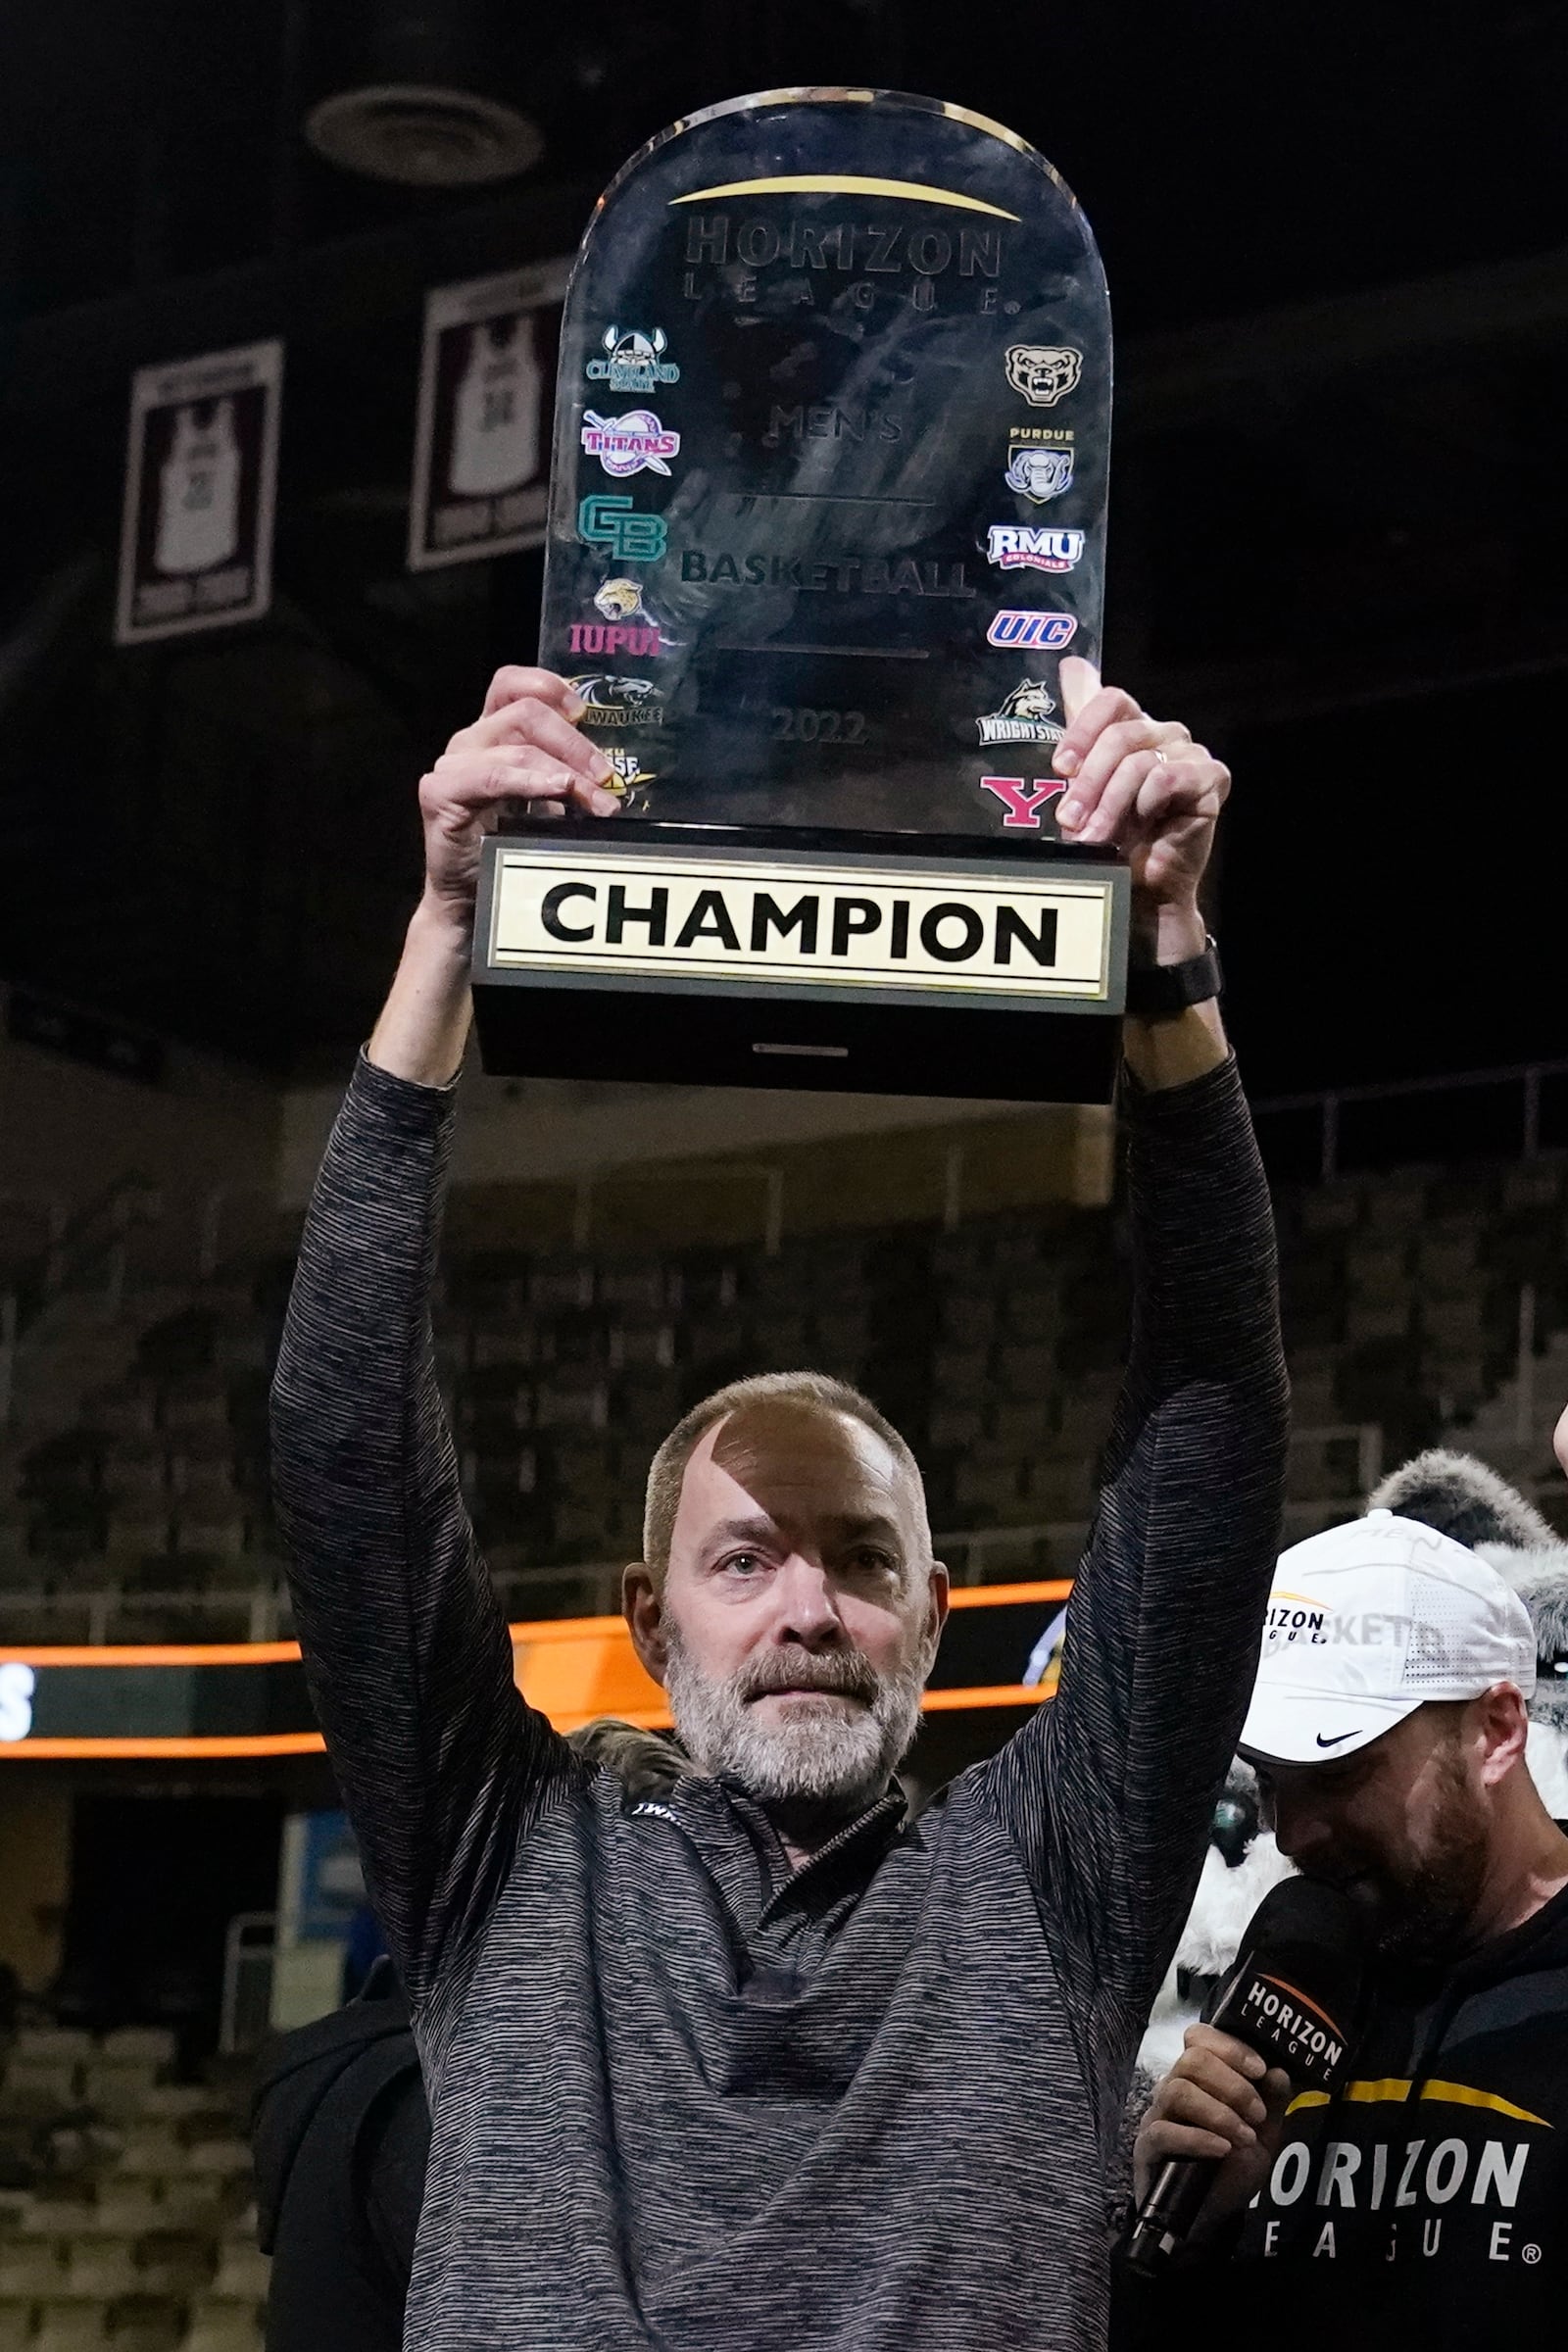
[409,260,571,571]
[114,338,283,645]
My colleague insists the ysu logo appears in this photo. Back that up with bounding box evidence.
[577,494,667,564]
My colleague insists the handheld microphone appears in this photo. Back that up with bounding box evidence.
[1127,1877,1366,2269]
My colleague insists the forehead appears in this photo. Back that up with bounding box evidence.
[675,1399,912,1534]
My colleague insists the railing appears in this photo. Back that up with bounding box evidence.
[1253,1057,1568,1185]
[0,1429,1389,1642]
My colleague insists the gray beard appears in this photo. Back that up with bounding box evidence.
[662,1630,928,1812]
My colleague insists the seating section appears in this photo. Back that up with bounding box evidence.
[0,2031,264,2352]
[3,1146,1566,1641]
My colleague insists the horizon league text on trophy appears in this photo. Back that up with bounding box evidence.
[676,211,1009,313]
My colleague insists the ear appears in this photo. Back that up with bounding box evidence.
[1473,1682,1532,1788]
[925,1560,952,1654]
[622,1561,669,1687]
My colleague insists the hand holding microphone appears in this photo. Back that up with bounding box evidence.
[1132,2025,1293,2241]
[1127,1878,1367,2268]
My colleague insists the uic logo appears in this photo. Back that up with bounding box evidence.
[578,494,667,564]
[987,611,1077,650]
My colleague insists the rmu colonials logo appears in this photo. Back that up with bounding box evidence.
[1004,345,1083,408]
[580,411,680,478]
[585,326,679,392]
[987,525,1084,573]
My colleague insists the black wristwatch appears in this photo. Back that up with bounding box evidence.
[1124,933,1223,1018]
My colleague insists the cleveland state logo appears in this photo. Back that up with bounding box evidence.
[977,681,1064,747]
[1004,345,1083,408]
[585,326,679,392]
[566,675,664,728]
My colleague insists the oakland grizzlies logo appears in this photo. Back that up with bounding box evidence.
[977,680,1064,746]
[1005,444,1074,505]
[1004,345,1083,408]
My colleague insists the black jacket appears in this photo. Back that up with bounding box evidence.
[1117,1881,1568,2350]
[251,1976,429,2352]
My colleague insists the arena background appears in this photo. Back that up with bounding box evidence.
[0,6,1564,2346]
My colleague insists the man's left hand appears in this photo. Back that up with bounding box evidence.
[1052,660,1229,943]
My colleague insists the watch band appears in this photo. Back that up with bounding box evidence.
[1124,934,1223,1018]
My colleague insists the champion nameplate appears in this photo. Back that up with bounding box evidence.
[489,845,1115,1002]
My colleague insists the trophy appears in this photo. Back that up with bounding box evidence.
[471,87,1127,1101]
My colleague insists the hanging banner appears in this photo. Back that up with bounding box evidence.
[114,338,283,646]
[408,258,570,571]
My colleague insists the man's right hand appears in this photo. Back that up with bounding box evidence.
[418,665,621,930]
[1132,2025,1293,2235]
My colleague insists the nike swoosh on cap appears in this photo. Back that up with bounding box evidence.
[1315,1731,1357,1748]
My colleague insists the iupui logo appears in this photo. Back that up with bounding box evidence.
[585,326,680,392]
[580,410,681,478]
[570,578,662,658]
[566,675,663,728]
[1004,345,1083,408]
[977,681,1064,745]
[1237,1970,1349,2090]
[987,611,1077,649]
[987,525,1084,573]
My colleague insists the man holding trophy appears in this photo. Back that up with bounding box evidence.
[271,88,1289,2352]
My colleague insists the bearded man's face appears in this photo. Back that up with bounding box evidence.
[1254,1705,1493,1965]
[640,1399,947,1816]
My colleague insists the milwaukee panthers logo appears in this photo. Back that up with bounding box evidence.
[566,674,663,728]
[1004,345,1083,408]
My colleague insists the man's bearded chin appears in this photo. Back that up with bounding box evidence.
[1315,1760,1491,1967]
[662,1631,928,1811]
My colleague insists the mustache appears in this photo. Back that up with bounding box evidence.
[736,1648,880,1705]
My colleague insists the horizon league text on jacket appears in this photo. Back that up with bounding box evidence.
[676,211,1008,313]
[1252,2110,1550,2270]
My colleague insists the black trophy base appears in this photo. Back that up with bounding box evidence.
[471,819,1128,1105]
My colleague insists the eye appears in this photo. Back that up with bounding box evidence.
[848,1546,899,1577]
[720,1550,766,1579]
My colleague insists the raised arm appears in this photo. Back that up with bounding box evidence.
[975,665,1289,2126]
[270,668,622,2002]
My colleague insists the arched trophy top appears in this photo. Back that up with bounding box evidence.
[542,87,1111,841]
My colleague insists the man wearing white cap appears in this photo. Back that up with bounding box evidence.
[1126,1506,1568,2347]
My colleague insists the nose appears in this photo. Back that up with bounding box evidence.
[772,1554,845,1650]
[1269,1789,1334,1866]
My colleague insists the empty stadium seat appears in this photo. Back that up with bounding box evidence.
[179,2312,263,2352]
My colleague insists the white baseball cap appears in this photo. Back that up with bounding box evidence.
[1240,1508,1538,1765]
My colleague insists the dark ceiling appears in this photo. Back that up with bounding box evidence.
[1,0,1565,1090]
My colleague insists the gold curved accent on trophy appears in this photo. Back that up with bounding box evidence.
[669,175,1021,221]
